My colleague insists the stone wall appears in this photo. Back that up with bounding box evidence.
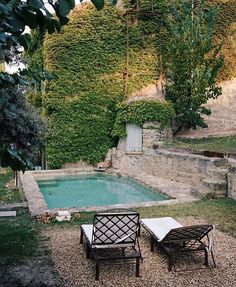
[142,122,172,150]
[205,78,236,130]
[112,148,230,198]
[112,78,236,199]
[114,121,231,197]
[117,121,172,152]
[228,161,236,200]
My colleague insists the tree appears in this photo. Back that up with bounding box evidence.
[0,87,45,172]
[0,0,105,88]
[0,0,106,171]
[165,0,224,131]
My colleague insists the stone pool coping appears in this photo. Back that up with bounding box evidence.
[19,168,198,216]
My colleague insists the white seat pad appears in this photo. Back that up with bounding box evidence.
[81,224,93,243]
[141,217,183,241]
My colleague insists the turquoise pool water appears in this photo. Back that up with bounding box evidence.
[37,173,168,209]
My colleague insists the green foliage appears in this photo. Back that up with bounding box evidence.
[112,100,175,137]
[0,146,31,172]
[43,5,164,168]
[46,94,117,167]
[0,208,41,266]
[0,168,22,203]
[24,29,45,93]
[0,87,45,171]
[30,1,235,167]
[0,0,97,171]
[0,0,75,88]
[165,0,224,130]
[207,0,236,81]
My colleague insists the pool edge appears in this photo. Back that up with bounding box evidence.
[19,169,198,216]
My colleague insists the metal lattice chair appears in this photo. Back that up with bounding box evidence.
[80,209,142,280]
[141,217,216,271]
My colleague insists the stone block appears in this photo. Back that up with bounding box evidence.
[0,211,16,217]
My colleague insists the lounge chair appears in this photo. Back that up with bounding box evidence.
[80,209,142,280]
[140,217,216,271]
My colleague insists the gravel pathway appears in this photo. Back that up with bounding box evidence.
[46,218,236,287]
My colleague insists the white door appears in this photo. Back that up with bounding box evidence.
[126,123,143,152]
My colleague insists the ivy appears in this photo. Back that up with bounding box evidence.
[42,4,163,168]
[112,100,175,138]
[208,0,236,81]
[46,93,117,168]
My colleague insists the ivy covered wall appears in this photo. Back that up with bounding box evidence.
[43,4,165,168]
[29,1,235,168]
[210,0,236,81]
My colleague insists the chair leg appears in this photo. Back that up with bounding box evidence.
[95,263,100,280]
[137,223,141,237]
[86,245,90,259]
[135,258,140,277]
[151,236,154,252]
[204,249,209,267]
[80,228,83,244]
[168,255,173,271]
[122,248,125,257]
[211,250,216,267]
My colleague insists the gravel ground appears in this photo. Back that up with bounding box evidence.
[46,218,236,287]
[0,256,63,287]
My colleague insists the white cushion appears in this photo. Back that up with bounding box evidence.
[81,224,93,243]
[141,217,183,241]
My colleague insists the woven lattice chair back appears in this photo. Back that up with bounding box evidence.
[92,211,139,247]
[163,224,213,243]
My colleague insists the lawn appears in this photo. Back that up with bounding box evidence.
[76,198,236,237]
[0,208,41,266]
[165,136,236,154]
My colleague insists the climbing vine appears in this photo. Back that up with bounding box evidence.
[112,100,175,137]
[43,4,160,168]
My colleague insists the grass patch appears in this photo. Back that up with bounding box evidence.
[165,136,236,154]
[0,208,41,267]
[62,199,236,238]
[138,199,236,238]
[0,168,22,204]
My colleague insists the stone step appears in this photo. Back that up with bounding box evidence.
[207,169,228,180]
[202,179,227,193]
[0,202,27,211]
[0,211,16,217]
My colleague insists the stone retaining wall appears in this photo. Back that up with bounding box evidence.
[112,148,233,198]
[205,78,236,130]
[227,161,236,200]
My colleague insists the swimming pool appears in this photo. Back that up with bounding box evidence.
[37,173,168,209]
